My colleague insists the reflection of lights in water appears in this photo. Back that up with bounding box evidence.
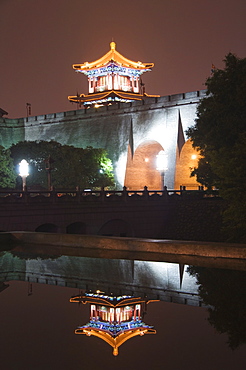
[133,260,197,292]
[70,292,157,356]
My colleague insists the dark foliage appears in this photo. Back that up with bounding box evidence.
[188,266,246,350]
[10,140,115,190]
[0,146,16,189]
[187,53,246,242]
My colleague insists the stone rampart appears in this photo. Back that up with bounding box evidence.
[0,91,206,188]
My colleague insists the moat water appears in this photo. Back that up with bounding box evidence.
[0,243,245,370]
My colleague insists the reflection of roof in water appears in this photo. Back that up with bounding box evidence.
[71,292,157,356]
[75,323,156,356]
[70,292,157,307]
[78,319,153,336]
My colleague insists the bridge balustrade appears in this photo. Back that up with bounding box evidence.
[0,186,213,204]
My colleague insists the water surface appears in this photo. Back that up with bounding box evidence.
[0,244,245,370]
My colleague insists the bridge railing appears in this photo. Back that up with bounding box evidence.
[0,186,219,204]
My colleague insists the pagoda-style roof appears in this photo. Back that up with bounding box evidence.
[75,324,156,356]
[70,292,154,307]
[68,90,158,106]
[73,42,154,73]
[70,292,158,355]
[68,42,158,106]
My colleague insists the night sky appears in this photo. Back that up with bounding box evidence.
[1,0,245,118]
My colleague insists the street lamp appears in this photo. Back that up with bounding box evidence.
[45,155,54,190]
[19,159,29,191]
[156,150,168,190]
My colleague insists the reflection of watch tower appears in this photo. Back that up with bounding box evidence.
[70,292,158,356]
[68,42,159,107]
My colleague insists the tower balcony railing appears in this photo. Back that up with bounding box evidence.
[120,85,133,92]
[95,85,107,92]
[95,85,133,93]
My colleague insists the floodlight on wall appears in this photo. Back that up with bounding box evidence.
[19,159,29,191]
[156,150,168,190]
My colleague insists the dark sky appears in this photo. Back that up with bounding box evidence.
[1,0,246,118]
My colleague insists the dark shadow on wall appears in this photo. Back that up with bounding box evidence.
[98,219,134,237]
[66,222,86,234]
[35,223,58,233]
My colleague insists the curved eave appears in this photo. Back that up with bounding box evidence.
[70,294,151,307]
[68,91,143,104]
[75,327,156,356]
[73,42,154,71]
[68,90,160,104]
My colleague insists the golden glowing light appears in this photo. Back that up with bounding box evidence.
[191,154,197,160]
[72,42,154,71]
[69,42,159,106]
[110,41,116,50]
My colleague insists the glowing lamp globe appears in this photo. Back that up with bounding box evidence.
[156,151,168,172]
[19,159,29,177]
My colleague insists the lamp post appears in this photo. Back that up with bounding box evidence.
[45,155,54,190]
[19,159,29,191]
[156,150,168,190]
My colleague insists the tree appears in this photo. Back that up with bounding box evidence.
[190,157,218,190]
[187,53,246,242]
[0,146,16,188]
[10,141,115,189]
[187,266,246,350]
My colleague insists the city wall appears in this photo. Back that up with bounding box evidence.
[0,91,206,189]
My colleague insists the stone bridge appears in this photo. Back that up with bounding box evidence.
[0,188,224,241]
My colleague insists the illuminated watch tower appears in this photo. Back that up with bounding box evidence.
[70,292,158,356]
[68,42,159,106]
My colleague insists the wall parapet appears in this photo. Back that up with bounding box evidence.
[0,117,25,127]
[2,89,206,128]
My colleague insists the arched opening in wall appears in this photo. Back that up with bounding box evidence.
[174,139,201,189]
[124,140,164,190]
[98,219,134,237]
[35,223,58,233]
[66,222,86,234]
